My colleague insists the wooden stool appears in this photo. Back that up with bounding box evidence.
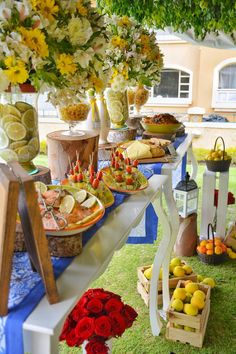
[200,168,229,238]
[47,130,99,181]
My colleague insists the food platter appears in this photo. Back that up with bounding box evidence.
[102,166,148,194]
[117,139,173,164]
[35,184,105,236]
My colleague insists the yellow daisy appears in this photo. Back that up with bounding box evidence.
[89,75,104,93]
[4,56,16,68]
[4,63,29,84]
[30,0,40,10]
[56,54,77,75]
[20,27,49,58]
[37,0,59,22]
[77,0,88,16]
[118,16,131,27]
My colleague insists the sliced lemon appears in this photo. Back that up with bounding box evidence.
[15,101,33,113]
[74,190,87,204]
[34,181,47,194]
[3,104,21,119]
[0,127,9,149]
[0,148,18,162]
[10,140,28,150]
[0,104,4,118]
[22,108,37,132]
[81,196,97,208]
[6,122,26,141]
[1,114,21,128]
[59,195,75,214]
[28,137,39,152]
[16,145,36,162]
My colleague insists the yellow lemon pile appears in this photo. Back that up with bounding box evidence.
[227,247,236,259]
[171,282,208,332]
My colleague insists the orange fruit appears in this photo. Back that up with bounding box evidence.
[206,249,213,255]
[208,239,213,243]
[200,240,207,247]
[221,244,227,253]
[214,246,222,255]
[206,243,213,250]
[214,240,222,246]
[197,246,206,254]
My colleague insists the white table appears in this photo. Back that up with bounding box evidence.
[23,175,172,354]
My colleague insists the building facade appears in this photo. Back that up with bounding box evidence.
[145,34,236,122]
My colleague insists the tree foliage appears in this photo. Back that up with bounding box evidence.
[97,0,236,41]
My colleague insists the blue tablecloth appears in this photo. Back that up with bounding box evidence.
[0,134,187,354]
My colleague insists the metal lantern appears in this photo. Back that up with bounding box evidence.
[174,172,199,218]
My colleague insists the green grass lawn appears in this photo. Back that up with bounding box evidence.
[35,155,236,353]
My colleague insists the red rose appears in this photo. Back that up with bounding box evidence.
[75,317,95,340]
[85,289,112,301]
[94,316,112,337]
[122,304,138,328]
[85,338,109,354]
[77,295,89,307]
[59,318,72,341]
[104,298,123,313]
[109,311,126,337]
[65,329,83,347]
[71,305,89,321]
[87,298,104,314]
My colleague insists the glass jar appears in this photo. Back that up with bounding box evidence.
[0,84,40,174]
[105,88,129,129]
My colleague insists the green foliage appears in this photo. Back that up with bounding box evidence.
[97,0,236,41]
[39,140,47,155]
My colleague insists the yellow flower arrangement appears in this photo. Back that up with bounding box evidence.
[0,0,109,102]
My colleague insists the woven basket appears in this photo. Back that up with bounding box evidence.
[15,223,82,257]
[197,224,227,265]
[205,136,231,172]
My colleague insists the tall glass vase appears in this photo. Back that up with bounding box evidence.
[0,84,40,174]
[105,88,129,129]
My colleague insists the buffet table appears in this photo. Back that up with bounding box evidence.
[22,175,170,354]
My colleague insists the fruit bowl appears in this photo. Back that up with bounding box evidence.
[141,121,181,134]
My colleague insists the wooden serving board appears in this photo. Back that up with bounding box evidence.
[137,156,173,164]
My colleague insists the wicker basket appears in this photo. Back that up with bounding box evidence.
[15,223,82,257]
[197,224,227,265]
[205,136,231,172]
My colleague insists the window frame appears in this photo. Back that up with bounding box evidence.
[147,65,193,106]
[212,57,236,110]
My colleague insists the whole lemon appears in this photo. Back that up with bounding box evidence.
[170,257,182,267]
[229,251,236,259]
[173,266,185,278]
[184,326,195,332]
[197,274,204,282]
[171,299,184,312]
[169,264,175,274]
[191,296,205,310]
[173,288,186,301]
[201,278,216,288]
[183,303,198,316]
[185,282,199,294]
[193,290,206,301]
[173,323,184,329]
[182,264,192,275]
[144,266,152,280]
[184,292,193,303]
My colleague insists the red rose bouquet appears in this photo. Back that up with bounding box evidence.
[60,288,138,353]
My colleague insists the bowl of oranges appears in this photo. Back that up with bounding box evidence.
[197,224,227,265]
[205,136,231,172]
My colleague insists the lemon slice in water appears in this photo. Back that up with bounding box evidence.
[3,104,21,119]
[15,101,33,113]
[59,195,75,214]
[6,122,26,141]
[0,127,9,149]
[74,190,87,204]
[22,108,37,132]
[0,148,18,162]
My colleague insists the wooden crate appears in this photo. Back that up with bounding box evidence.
[166,280,211,348]
[137,280,173,307]
[137,263,198,293]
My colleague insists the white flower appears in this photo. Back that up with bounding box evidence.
[0,69,10,91]
[92,37,107,55]
[74,48,94,68]
[68,17,93,46]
